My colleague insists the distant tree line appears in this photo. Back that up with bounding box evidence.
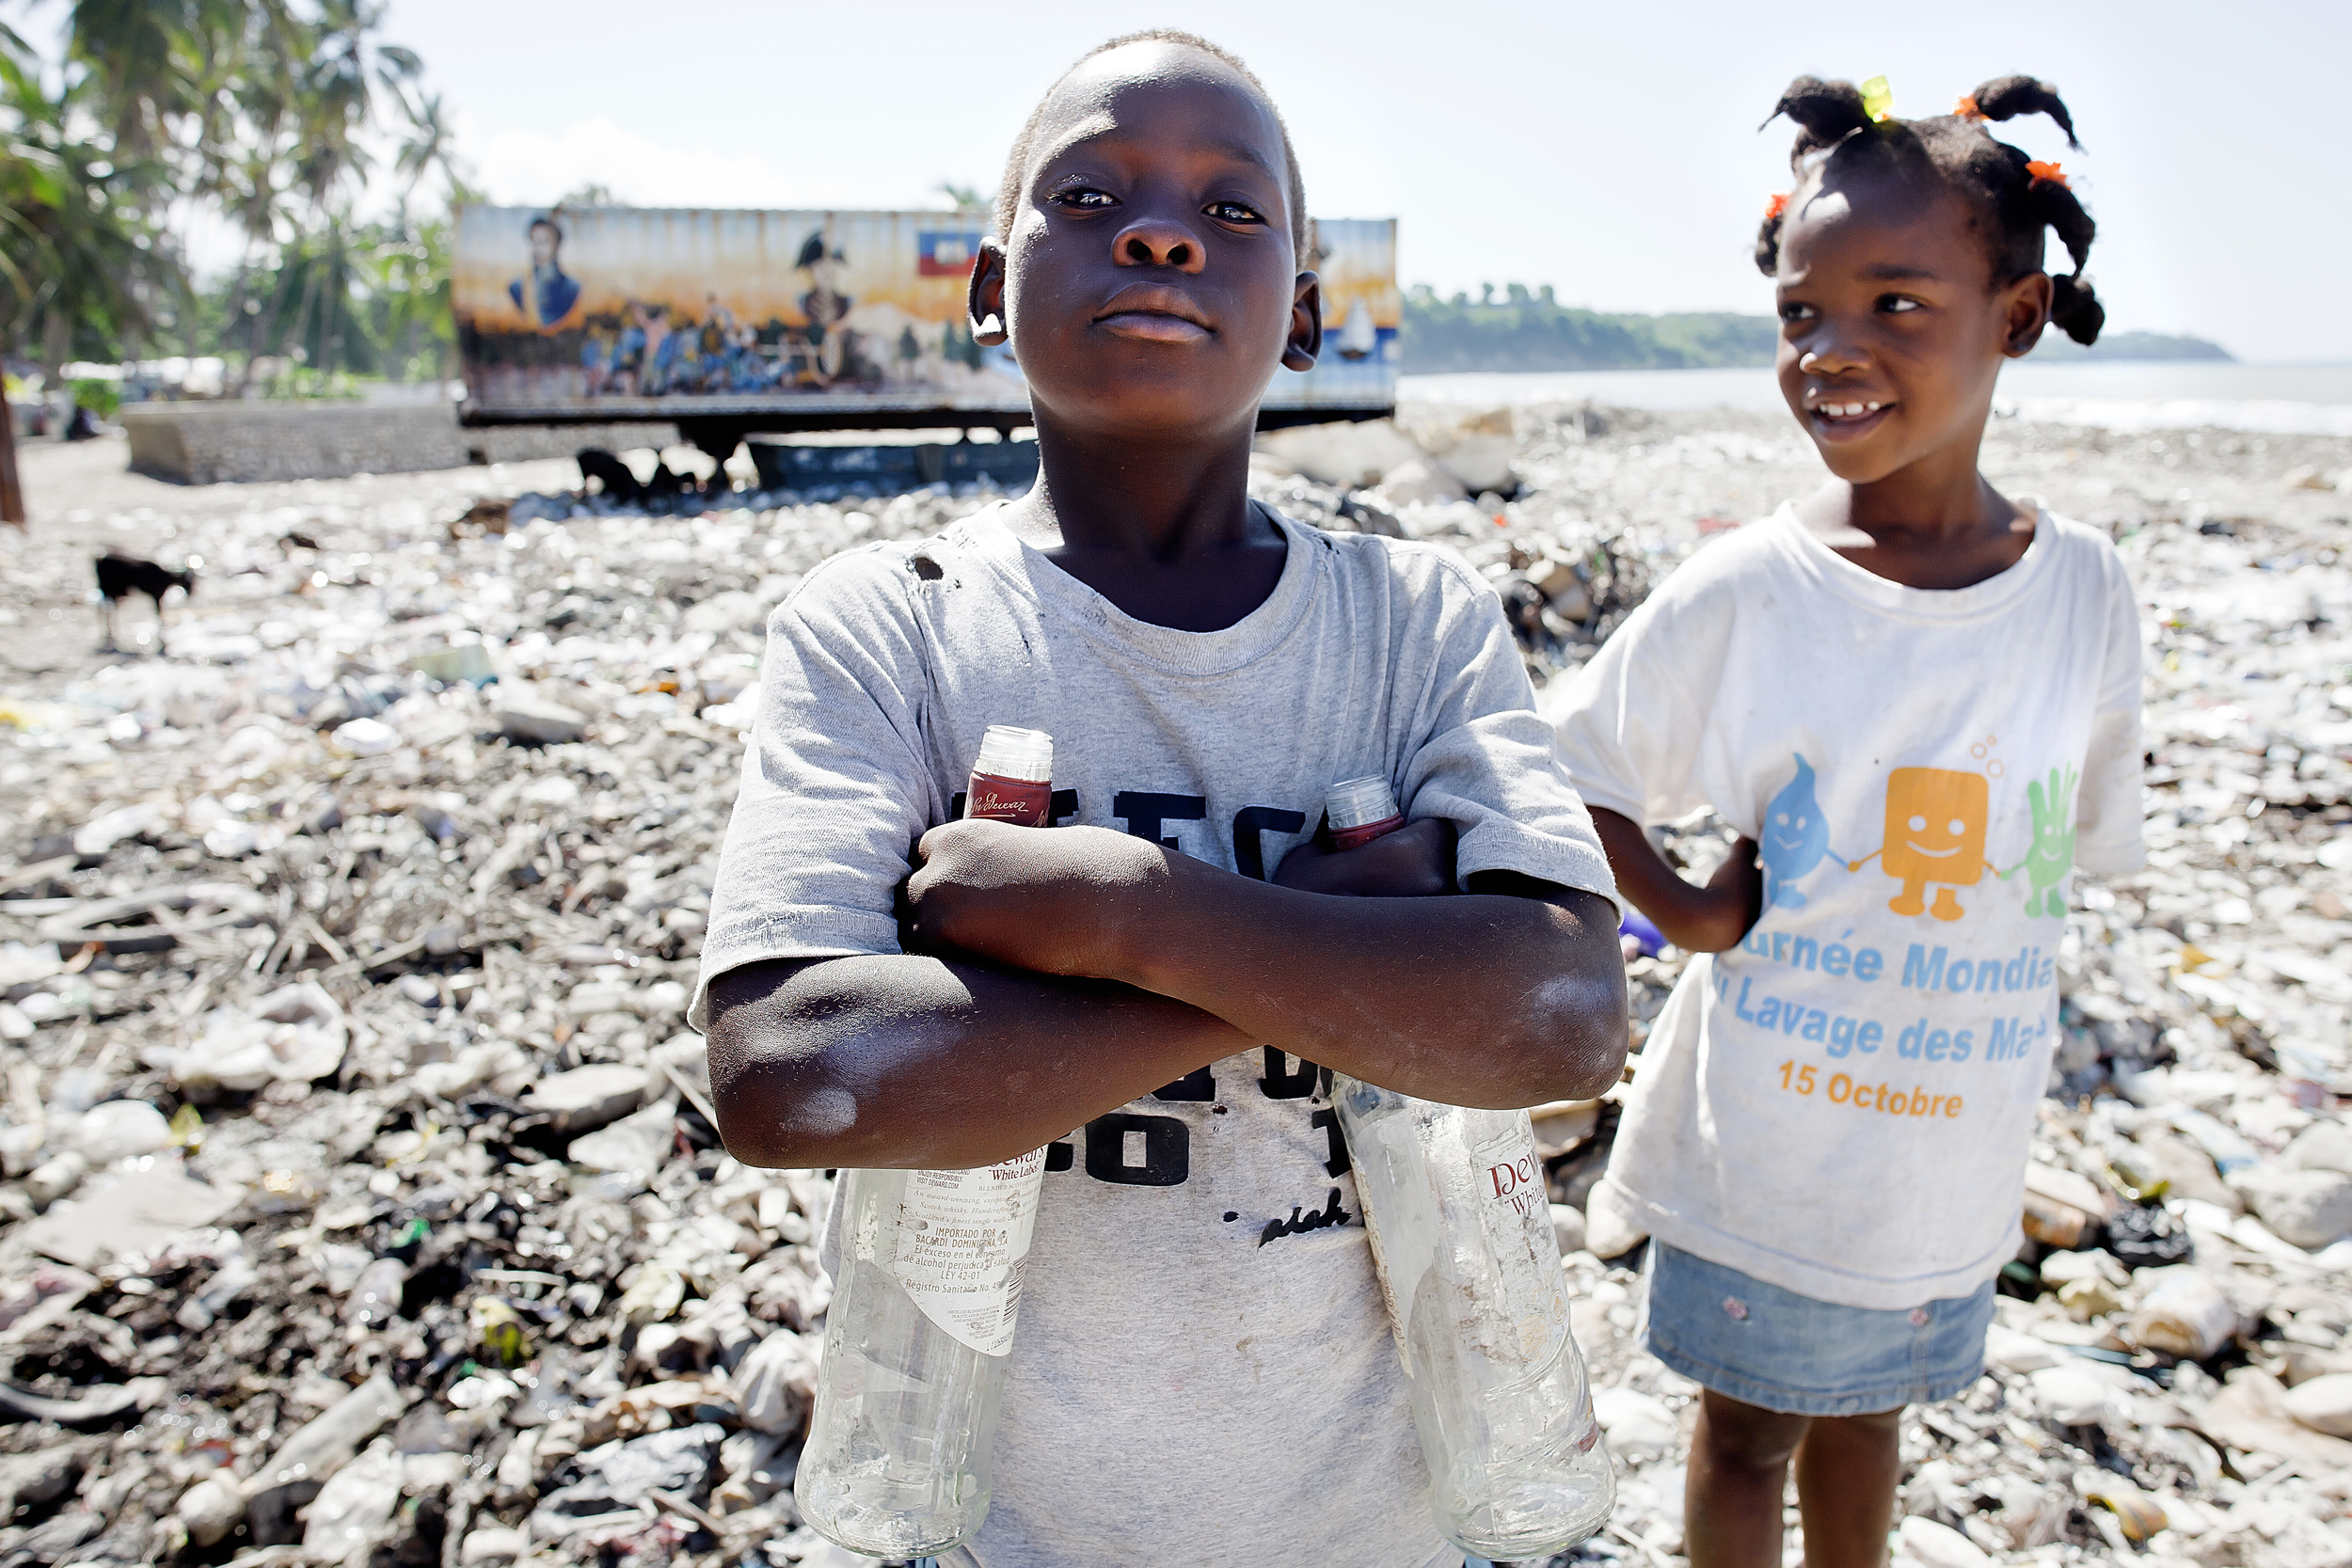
[1397,284,1778,373]
[1397,283,2230,372]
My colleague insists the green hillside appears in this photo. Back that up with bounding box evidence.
[1396,284,2232,372]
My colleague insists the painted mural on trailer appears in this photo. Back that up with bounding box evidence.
[453,206,1399,417]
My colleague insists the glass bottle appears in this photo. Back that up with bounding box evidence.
[1322,775,1616,1560]
[795,726,1056,1559]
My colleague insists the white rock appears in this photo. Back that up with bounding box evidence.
[1375,457,1468,506]
[1581,1179,1648,1259]
[2280,1371,2352,1437]
[2125,1270,2238,1361]
[459,1528,527,1566]
[328,717,398,757]
[1254,420,1425,488]
[175,1475,244,1546]
[493,686,588,745]
[73,1101,172,1164]
[566,1100,675,1176]
[1898,1515,1994,1568]
[1593,1386,1677,1458]
[2233,1166,2352,1249]
[2281,1120,2352,1176]
[174,982,348,1091]
[524,1065,649,1134]
[25,1152,87,1206]
[1549,1202,1586,1259]
[2029,1365,2121,1427]
[1984,1323,2063,1373]
[734,1327,822,1434]
[302,1440,405,1563]
[73,800,163,856]
[1436,434,1517,495]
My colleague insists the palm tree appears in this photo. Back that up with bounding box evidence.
[394,89,453,221]
[0,41,183,374]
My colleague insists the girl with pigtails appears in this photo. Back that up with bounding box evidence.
[1553,75,2147,1568]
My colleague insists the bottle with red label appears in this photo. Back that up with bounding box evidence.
[795,726,1056,1558]
[1322,775,1616,1560]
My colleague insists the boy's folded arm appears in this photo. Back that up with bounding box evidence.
[907,820,1628,1111]
[1127,857,1629,1109]
[704,953,1249,1171]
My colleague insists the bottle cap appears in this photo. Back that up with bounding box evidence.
[1326,775,1399,832]
[973,725,1053,784]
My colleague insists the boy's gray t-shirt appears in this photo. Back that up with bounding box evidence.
[695,505,1617,1568]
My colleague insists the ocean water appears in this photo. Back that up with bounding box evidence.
[1397,362,2352,437]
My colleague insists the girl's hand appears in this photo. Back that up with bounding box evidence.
[1672,835,1763,952]
[902,818,1160,977]
[1589,808,1762,953]
[1272,818,1455,898]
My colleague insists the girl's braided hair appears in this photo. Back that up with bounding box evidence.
[1755,74,2104,345]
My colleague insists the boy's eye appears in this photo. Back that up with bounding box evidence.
[1878,295,1924,314]
[1048,189,1118,212]
[1204,200,1266,225]
[1777,302,1816,324]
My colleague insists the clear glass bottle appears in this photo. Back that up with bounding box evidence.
[1323,776,1615,1560]
[795,726,1056,1559]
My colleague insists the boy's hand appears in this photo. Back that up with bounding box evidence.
[1273,818,1454,898]
[903,818,1158,977]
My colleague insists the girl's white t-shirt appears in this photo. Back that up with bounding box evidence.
[1553,502,2145,1309]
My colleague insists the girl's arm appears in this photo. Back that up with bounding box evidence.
[707,819,1625,1171]
[1587,806,1761,954]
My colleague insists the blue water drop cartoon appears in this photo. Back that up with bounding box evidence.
[1759,753,1844,910]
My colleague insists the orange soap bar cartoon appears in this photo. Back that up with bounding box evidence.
[1849,768,1996,922]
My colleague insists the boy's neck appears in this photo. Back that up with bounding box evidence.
[1796,436,2033,592]
[1003,419,1288,633]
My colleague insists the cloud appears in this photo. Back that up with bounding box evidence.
[471,117,894,211]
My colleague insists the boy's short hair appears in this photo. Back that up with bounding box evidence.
[993,29,1313,268]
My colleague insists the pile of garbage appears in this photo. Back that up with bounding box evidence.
[0,404,2344,1568]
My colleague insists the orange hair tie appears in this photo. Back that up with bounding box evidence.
[1764,193,1790,221]
[2026,159,2069,189]
[1954,94,1984,120]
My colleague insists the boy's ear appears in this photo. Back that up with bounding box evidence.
[2000,271,2054,359]
[1283,271,1323,373]
[969,238,1009,347]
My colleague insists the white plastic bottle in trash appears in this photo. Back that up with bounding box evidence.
[796,726,1057,1559]
[1321,774,1617,1560]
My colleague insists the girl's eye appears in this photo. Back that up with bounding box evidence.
[1879,295,1924,313]
[1205,200,1265,225]
[1049,189,1117,211]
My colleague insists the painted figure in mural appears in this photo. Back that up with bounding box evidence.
[792,231,853,387]
[509,216,582,329]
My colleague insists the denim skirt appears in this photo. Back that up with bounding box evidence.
[1639,1240,1996,1416]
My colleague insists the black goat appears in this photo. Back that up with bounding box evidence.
[95,553,195,651]
[576,449,643,506]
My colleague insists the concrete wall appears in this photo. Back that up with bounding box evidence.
[119,403,680,484]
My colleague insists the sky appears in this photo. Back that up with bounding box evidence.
[366,1,2346,362]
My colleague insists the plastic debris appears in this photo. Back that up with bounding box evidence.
[0,405,2344,1568]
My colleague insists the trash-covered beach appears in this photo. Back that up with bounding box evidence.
[0,403,2347,1568]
